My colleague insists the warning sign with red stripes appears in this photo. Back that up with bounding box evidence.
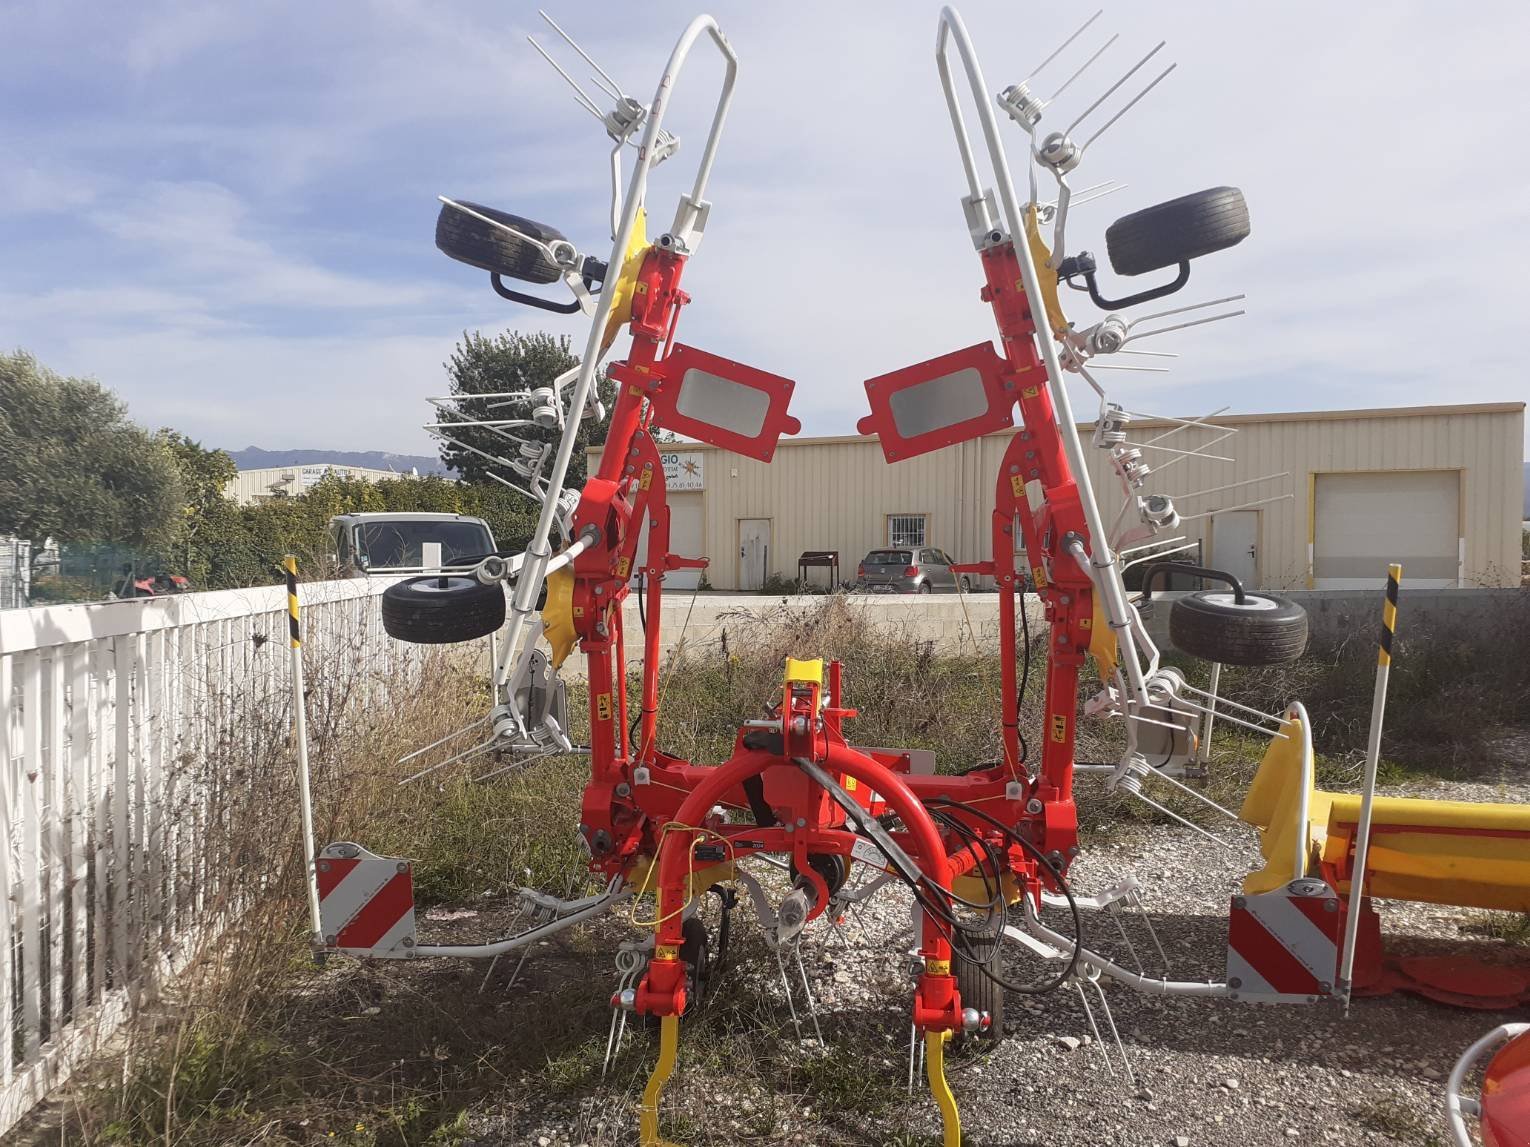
[317,842,417,958]
[1225,878,1341,1003]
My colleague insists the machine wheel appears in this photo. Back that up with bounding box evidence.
[680,916,711,1011]
[1169,589,1308,666]
[435,200,567,284]
[1106,187,1250,276]
[381,576,505,644]
[954,931,1005,1046]
[958,575,972,593]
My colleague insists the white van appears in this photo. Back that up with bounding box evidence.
[329,512,497,575]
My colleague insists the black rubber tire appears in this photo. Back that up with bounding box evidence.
[958,575,972,593]
[380,576,505,644]
[435,200,566,284]
[680,916,710,1011]
[1106,186,1250,276]
[954,932,1004,1045]
[917,582,932,595]
[1169,589,1308,667]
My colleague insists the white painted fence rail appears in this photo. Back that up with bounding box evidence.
[0,576,424,1137]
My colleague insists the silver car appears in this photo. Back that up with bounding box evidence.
[856,547,970,594]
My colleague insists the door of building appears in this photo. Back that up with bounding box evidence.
[738,519,771,591]
[1211,509,1260,589]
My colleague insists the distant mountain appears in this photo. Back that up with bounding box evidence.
[226,446,450,476]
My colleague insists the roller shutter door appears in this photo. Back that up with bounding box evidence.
[1312,471,1459,589]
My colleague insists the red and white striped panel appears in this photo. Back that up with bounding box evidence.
[1225,878,1341,1003]
[317,842,417,958]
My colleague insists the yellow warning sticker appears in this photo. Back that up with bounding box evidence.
[639,468,653,491]
[597,693,613,722]
[573,605,585,618]
[628,384,643,397]
[616,557,631,579]
[1050,714,1067,743]
[844,776,857,792]
[1079,615,1092,630]
[1010,475,1025,498]
[1022,385,1040,399]
[1032,565,1047,588]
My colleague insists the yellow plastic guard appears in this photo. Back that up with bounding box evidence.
[1088,593,1118,681]
[600,205,650,355]
[1023,205,1071,338]
[1240,710,1530,910]
[541,565,577,669]
[1238,711,1324,895]
[784,657,824,686]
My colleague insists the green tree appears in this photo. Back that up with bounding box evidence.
[157,430,238,582]
[439,331,615,490]
[0,350,183,564]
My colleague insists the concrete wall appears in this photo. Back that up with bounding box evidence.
[591,402,1525,592]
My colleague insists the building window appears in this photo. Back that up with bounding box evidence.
[887,514,927,548]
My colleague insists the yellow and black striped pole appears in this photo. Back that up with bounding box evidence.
[282,555,324,953]
[1338,561,1402,1005]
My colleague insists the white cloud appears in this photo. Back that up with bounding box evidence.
[1,0,1527,459]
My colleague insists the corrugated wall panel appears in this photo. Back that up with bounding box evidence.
[591,404,1523,590]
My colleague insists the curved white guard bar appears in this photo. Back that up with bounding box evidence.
[494,16,739,694]
[1017,899,1232,998]
[1446,1023,1529,1146]
[935,7,1148,705]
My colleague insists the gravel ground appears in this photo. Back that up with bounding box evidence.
[478,772,1530,1147]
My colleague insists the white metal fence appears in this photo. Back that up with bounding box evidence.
[0,576,428,1136]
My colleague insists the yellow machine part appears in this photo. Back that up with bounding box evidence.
[925,1029,961,1147]
[785,656,824,686]
[600,205,650,356]
[1087,593,1117,681]
[1322,795,1530,912]
[1022,205,1071,338]
[541,565,577,669]
[1240,712,1530,909]
[638,1014,682,1147]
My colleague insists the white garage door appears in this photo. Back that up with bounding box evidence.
[1312,471,1459,589]
[632,493,705,591]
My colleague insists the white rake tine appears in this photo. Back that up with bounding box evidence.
[539,10,626,100]
[1083,63,1176,151]
[398,714,490,764]
[1129,405,1232,443]
[1050,33,1120,102]
[1066,42,1167,136]
[1173,472,1291,502]
[1024,9,1104,84]
[1108,903,1145,975]
[1127,309,1246,344]
[1125,439,1234,461]
[907,1023,919,1094]
[1126,294,1246,332]
[1178,493,1294,521]
[1119,542,1198,573]
[398,736,497,786]
[1075,982,1113,1074]
[1148,429,1238,476]
[1131,895,1171,976]
[777,946,804,1041]
[526,37,604,120]
[1089,977,1137,1088]
[1139,763,1242,823]
[1131,789,1235,850]
[1113,348,1178,358]
[794,943,824,1046]
[1090,364,1172,373]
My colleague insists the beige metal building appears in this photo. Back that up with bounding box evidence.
[592,402,1525,592]
[225,464,436,506]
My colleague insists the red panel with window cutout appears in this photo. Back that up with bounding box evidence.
[629,343,800,462]
[856,341,1016,462]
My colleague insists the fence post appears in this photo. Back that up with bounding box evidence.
[1337,562,1401,1006]
[282,558,323,957]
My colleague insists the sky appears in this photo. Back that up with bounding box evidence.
[2,1,1528,458]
